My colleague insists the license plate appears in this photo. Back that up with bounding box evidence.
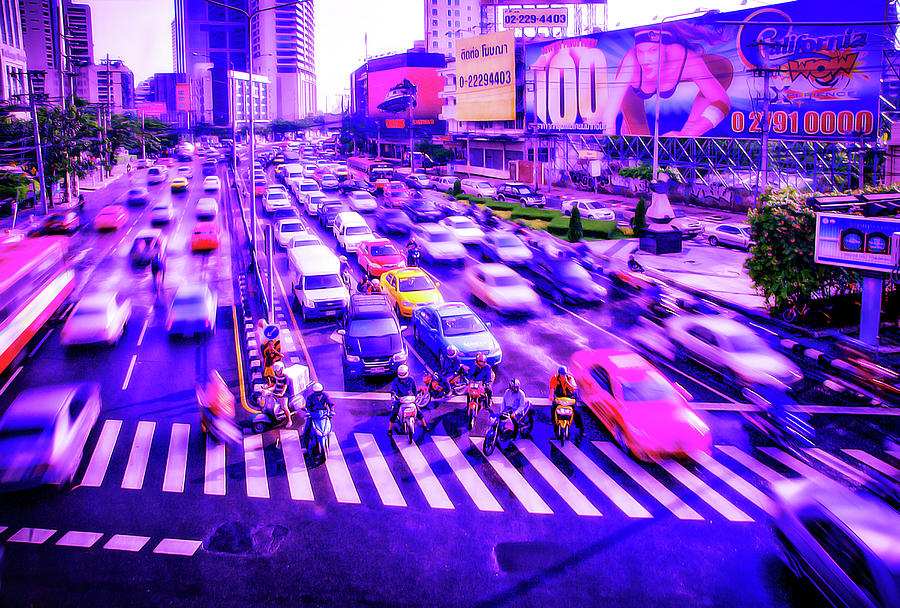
[323,310,336,316]
[369,366,387,373]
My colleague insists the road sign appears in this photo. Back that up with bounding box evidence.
[263,324,279,340]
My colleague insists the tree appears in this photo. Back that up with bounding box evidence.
[451,179,462,196]
[37,104,98,198]
[415,140,453,165]
[631,197,647,234]
[567,205,584,242]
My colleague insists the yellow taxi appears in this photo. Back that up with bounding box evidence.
[170,176,189,193]
[380,268,444,317]
[274,163,285,178]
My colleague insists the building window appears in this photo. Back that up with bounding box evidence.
[454,10,459,16]
[506,150,523,163]
[432,41,438,48]
[209,29,228,49]
[468,16,472,22]
[207,5,226,21]
[432,9,437,15]
[455,20,459,26]
[432,19,437,26]
[432,30,437,37]
[485,149,504,170]
[470,148,484,167]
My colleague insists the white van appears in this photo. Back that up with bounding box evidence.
[288,245,350,320]
[333,211,373,253]
[147,165,168,185]
[460,178,497,198]
[283,163,304,186]
[302,164,318,178]
[303,191,329,216]
[291,178,320,201]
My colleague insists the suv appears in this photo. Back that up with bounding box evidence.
[497,182,544,207]
[339,294,407,379]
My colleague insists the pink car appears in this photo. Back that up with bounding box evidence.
[570,349,710,461]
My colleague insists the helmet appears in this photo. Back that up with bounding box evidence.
[446,345,458,357]
[339,255,347,263]
[372,278,380,287]
[475,353,486,365]
[273,361,284,374]
[312,382,324,393]
[397,365,409,378]
[557,365,567,376]
[508,378,520,391]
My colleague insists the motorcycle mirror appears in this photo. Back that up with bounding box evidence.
[337,329,346,336]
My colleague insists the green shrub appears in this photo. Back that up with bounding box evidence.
[546,215,616,239]
[484,199,518,212]
[510,206,558,221]
[567,206,584,242]
[631,197,647,233]
[451,179,462,195]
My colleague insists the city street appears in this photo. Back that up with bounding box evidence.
[1,157,897,607]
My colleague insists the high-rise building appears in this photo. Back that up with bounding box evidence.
[64,1,92,66]
[252,0,316,120]
[0,0,27,102]
[74,59,135,113]
[424,0,481,55]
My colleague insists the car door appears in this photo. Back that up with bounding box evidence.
[587,365,618,427]
[418,309,441,354]
[384,273,398,306]
[718,225,739,247]
[686,325,719,367]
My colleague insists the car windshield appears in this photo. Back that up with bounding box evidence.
[451,219,475,229]
[304,274,342,290]
[152,204,169,211]
[490,275,520,287]
[301,184,317,191]
[268,191,286,199]
[346,225,371,236]
[72,302,108,317]
[348,317,397,338]
[370,245,395,257]
[441,313,484,336]
[725,332,766,353]
[476,182,491,188]
[129,189,144,195]
[620,377,678,402]
[281,222,304,232]
[427,231,451,243]
[411,200,436,210]
[515,186,535,195]
[495,234,521,247]
[399,276,434,291]
[674,209,686,218]
[582,202,604,210]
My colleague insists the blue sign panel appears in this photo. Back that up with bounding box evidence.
[815,213,900,273]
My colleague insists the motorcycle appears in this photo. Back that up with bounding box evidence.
[482,403,533,456]
[740,384,815,459]
[250,389,297,434]
[302,407,333,460]
[552,396,576,445]
[416,368,467,407]
[398,394,421,444]
[196,385,241,445]
[465,380,489,430]
[627,256,645,273]
[407,247,422,268]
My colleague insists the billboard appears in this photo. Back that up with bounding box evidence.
[815,213,900,273]
[361,52,446,136]
[175,83,191,112]
[524,0,883,141]
[456,30,517,121]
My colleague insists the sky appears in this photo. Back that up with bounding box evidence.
[81,0,771,113]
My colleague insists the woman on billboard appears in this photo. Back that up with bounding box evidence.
[602,23,733,137]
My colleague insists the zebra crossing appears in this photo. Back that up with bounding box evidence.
[76,418,900,524]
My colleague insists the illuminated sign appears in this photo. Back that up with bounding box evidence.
[456,30,516,122]
[814,213,900,272]
[175,83,191,112]
[503,7,567,28]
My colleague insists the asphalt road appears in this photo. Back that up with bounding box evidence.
[0,155,897,607]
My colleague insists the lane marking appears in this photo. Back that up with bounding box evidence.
[162,423,190,493]
[121,420,155,490]
[804,448,871,486]
[715,445,787,486]
[516,440,601,517]
[692,452,774,516]
[136,316,150,347]
[0,366,23,397]
[279,429,314,501]
[153,538,203,556]
[7,527,56,544]
[243,434,270,499]
[355,433,407,507]
[324,432,361,504]
[28,328,54,357]
[56,531,104,548]
[594,442,703,520]
[396,440,454,510]
[471,436,553,515]
[842,449,900,478]
[556,441,651,518]
[80,419,123,487]
[121,354,137,390]
[431,435,503,512]
[104,534,150,552]
[204,436,226,496]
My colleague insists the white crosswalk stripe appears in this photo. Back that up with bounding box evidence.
[279,430,314,501]
[715,445,787,486]
[431,435,503,512]
[324,432,361,504]
[842,449,900,478]
[356,433,407,507]
[517,441,601,517]
[471,437,553,514]
[804,448,872,485]
[556,441,651,518]
[80,419,123,487]
[760,448,835,486]
[595,442,703,520]
[693,452,775,516]
[396,440,454,510]
[658,460,753,522]
[162,423,190,493]
[243,435,270,499]
[122,421,155,490]
[204,436,226,496]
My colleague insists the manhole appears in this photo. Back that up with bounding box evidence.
[204,521,289,555]
[495,541,563,574]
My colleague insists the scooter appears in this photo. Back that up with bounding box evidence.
[398,394,421,444]
[552,396,576,445]
[740,384,815,459]
[196,386,241,445]
[302,407,333,460]
[482,403,532,456]
[249,390,296,434]
[627,256,645,273]
[407,247,422,268]
[416,368,467,407]
[465,380,489,430]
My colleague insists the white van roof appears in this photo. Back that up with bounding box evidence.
[284,163,304,172]
[335,211,366,226]
[288,245,340,274]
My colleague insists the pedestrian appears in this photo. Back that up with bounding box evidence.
[150,252,165,294]
[77,194,85,214]
[126,162,133,174]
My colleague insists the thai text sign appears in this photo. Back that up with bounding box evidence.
[456,30,516,122]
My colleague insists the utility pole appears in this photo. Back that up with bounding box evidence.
[26,72,50,216]
[140,111,146,159]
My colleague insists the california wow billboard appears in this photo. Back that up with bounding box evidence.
[525,0,883,141]
[456,30,517,122]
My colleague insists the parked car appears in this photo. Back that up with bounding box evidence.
[126,186,150,205]
[561,199,616,221]
[190,221,221,252]
[671,209,702,239]
[439,215,484,245]
[706,223,752,249]
[412,302,501,367]
[374,207,414,236]
[464,263,541,316]
[0,384,101,490]
[195,197,219,221]
[479,230,533,265]
[339,293,406,379]
[357,238,406,277]
[129,229,164,267]
[167,283,217,336]
[497,182,544,207]
[94,205,128,231]
[406,173,432,189]
[570,349,710,461]
[411,223,466,265]
[202,175,221,192]
[402,198,443,223]
[348,191,378,213]
[61,292,132,346]
[150,201,174,225]
[460,178,497,198]
[380,267,444,318]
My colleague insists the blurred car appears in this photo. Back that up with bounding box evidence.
[479,230,533,265]
[665,315,803,388]
[275,217,308,248]
[561,199,616,222]
[382,181,411,208]
[671,209,702,239]
[302,192,329,216]
[374,207,414,236]
[439,215,484,245]
[61,291,132,346]
[147,165,167,184]
[707,223,752,249]
[177,166,193,179]
[460,179,497,198]
[771,477,900,608]
[412,302,501,367]
[338,178,376,195]
[203,175,221,192]
[464,263,541,316]
[150,201,174,225]
[348,190,378,213]
[33,210,80,235]
[0,384,101,490]
[381,267,444,317]
[195,197,219,221]
[170,176,189,193]
[406,173,432,189]
[157,157,175,167]
[94,204,128,231]
[319,173,340,191]
[570,349,710,461]
[129,229,164,267]
[303,163,318,178]
[287,232,322,250]
[526,254,607,305]
[402,198,443,222]
[411,223,466,265]
[167,283,217,336]
[497,182,544,207]
[190,221,221,252]
[263,187,292,213]
[317,200,343,228]
[333,211,374,253]
[126,186,150,205]
[358,238,406,277]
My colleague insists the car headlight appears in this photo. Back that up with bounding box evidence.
[345,354,360,362]
[392,349,407,362]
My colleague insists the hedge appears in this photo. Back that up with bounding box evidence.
[546,215,617,239]
[510,206,559,221]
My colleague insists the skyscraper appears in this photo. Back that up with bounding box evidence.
[424,0,481,55]
[64,0,92,66]
[0,0,27,102]
[19,0,67,100]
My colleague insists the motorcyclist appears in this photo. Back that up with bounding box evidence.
[269,361,293,427]
[301,382,335,450]
[366,278,381,294]
[406,240,422,267]
[501,377,532,435]
[205,370,235,420]
[338,255,352,286]
[388,365,426,435]
[549,365,579,431]
[436,345,464,396]
[468,353,495,405]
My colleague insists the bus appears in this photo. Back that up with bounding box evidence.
[347,157,394,192]
[0,237,75,377]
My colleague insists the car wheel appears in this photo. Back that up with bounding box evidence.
[708,236,718,247]
[498,195,505,202]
